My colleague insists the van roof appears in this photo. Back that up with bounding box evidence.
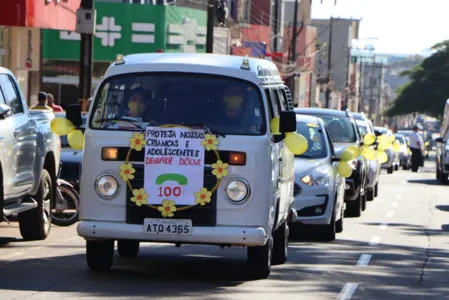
[105,53,284,86]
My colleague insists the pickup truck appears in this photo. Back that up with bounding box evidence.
[0,67,60,240]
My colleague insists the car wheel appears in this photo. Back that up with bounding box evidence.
[86,240,114,271]
[321,208,336,241]
[345,194,362,218]
[439,172,449,184]
[19,169,53,241]
[367,188,374,201]
[436,166,441,180]
[117,240,140,258]
[272,220,288,265]
[336,206,344,233]
[361,192,367,211]
[374,183,378,197]
[387,166,394,174]
[247,237,273,279]
[394,164,399,171]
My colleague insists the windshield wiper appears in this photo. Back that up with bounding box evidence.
[96,117,144,131]
[295,154,315,159]
[181,123,226,137]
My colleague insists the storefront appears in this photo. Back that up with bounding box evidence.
[0,0,81,105]
[42,2,207,107]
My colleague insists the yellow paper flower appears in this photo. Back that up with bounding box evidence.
[119,163,135,181]
[194,188,212,206]
[129,132,145,151]
[157,199,177,217]
[201,134,219,151]
[212,160,229,179]
[130,188,149,206]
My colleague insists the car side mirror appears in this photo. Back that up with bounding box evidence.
[279,110,297,133]
[331,156,341,162]
[66,104,83,128]
[436,137,445,143]
[0,103,12,119]
[273,133,286,143]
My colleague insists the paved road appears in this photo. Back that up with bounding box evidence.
[1,156,449,300]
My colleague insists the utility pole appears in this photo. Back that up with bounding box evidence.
[289,0,300,99]
[358,58,364,112]
[343,46,351,110]
[77,0,95,112]
[206,0,217,53]
[368,55,376,120]
[324,16,333,108]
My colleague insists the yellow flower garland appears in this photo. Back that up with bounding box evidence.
[120,126,226,218]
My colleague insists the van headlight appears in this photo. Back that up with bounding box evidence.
[225,179,250,203]
[95,173,120,199]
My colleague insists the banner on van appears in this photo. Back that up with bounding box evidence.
[144,127,205,206]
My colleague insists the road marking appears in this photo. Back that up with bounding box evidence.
[392,202,399,207]
[369,236,381,246]
[336,283,359,300]
[385,210,395,219]
[0,251,24,260]
[379,222,388,230]
[356,254,372,267]
[395,194,403,200]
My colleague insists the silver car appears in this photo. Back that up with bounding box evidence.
[374,126,399,174]
[290,115,346,241]
[395,133,411,170]
[353,114,381,201]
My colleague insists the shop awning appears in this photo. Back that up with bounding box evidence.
[1,0,80,31]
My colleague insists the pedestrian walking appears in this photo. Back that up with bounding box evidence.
[47,93,64,112]
[30,92,52,110]
[409,125,424,172]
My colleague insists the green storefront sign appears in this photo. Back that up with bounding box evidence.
[42,3,207,61]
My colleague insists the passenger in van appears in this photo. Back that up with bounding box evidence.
[217,85,261,133]
[127,89,148,118]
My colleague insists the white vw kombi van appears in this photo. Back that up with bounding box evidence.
[66,53,297,279]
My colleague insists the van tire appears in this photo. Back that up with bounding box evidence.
[19,170,52,241]
[86,240,114,271]
[272,220,288,265]
[117,240,140,258]
[247,237,272,279]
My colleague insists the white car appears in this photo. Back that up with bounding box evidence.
[290,115,345,241]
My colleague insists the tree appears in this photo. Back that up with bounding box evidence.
[386,40,449,119]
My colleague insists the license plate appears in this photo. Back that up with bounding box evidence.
[143,218,192,236]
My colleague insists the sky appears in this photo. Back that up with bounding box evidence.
[309,0,449,55]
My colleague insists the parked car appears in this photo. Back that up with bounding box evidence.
[374,126,399,174]
[290,114,345,241]
[0,67,60,240]
[352,113,381,201]
[394,134,412,170]
[294,108,368,218]
[436,99,449,184]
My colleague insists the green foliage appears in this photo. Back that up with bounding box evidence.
[386,40,449,118]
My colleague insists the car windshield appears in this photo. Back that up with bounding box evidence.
[356,121,368,136]
[395,135,406,144]
[295,121,328,159]
[319,116,357,143]
[89,73,266,136]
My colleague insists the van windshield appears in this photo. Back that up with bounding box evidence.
[89,73,266,135]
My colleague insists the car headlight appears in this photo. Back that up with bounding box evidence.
[300,169,330,187]
[225,179,250,204]
[95,173,120,199]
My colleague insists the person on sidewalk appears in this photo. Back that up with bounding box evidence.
[30,92,52,110]
[409,125,424,172]
[47,93,63,112]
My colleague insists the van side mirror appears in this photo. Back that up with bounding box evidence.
[66,104,83,128]
[279,111,297,133]
[0,103,11,119]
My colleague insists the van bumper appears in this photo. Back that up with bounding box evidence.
[77,221,267,246]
